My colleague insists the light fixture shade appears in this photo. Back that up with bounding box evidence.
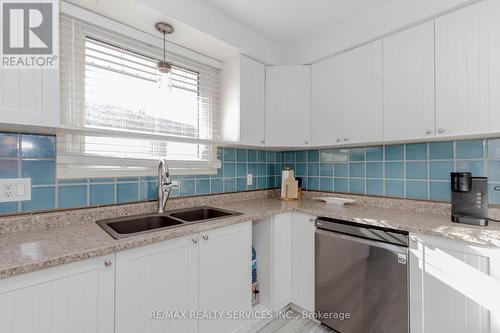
[158,61,172,88]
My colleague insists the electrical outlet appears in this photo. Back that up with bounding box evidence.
[246,174,253,186]
[0,178,31,202]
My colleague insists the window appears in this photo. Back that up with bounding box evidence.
[59,15,221,178]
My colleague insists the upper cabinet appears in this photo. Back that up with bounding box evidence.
[312,41,383,146]
[383,21,435,141]
[265,65,311,147]
[221,55,266,145]
[435,1,500,137]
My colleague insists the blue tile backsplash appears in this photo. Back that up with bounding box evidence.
[1,131,500,215]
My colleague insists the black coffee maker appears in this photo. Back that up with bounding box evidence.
[451,172,488,226]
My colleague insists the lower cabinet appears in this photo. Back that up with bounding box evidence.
[409,234,500,333]
[271,213,293,311]
[115,222,252,333]
[0,255,115,333]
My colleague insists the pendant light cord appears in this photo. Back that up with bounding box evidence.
[163,32,166,62]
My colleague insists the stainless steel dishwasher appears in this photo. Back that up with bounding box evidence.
[315,217,409,333]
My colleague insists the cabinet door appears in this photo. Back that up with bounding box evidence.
[0,255,114,333]
[199,222,252,333]
[311,55,345,145]
[409,234,500,333]
[383,21,435,141]
[271,213,292,311]
[265,66,311,147]
[336,41,384,145]
[291,213,315,312]
[240,55,266,146]
[435,2,491,137]
[115,236,198,333]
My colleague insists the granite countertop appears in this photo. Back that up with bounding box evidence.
[1,195,500,279]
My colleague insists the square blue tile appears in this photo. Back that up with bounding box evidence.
[0,202,18,214]
[429,161,454,180]
[366,146,383,161]
[296,163,307,176]
[21,134,55,158]
[268,176,277,188]
[307,177,319,191]
[406,181,428,199]
[257,177,267,189]
[258,151,267,162]
[257,163,267,176]
[248,150,257,162]
[429,142,454,160]
[237,163,247,177]
[236,149,248,162]
[334,178,348,193]
[430,182,451,202]
[195,179,210,195]
[267,151,276,162]
[385,180,404,197]
[22,160,55,185]
[307,150,319,162]
[334,163,348,177]
[457,140,484,159]
[275,152,283,163]
[488,161,500,182]
[385,162,404,179]
[223,148,236,161]
[223,162,236,177]
[320,177,333,192]
[488,139,500,159]
[22,186,55,212]
[406,161,427,179]
[247,163,257,177]
[285,151,296,163]
[308,163,319,177]
[366,180,383,196]
[211,178,223,193]
[0,160,18,179]
[385,145,404,160]
[349,179,365,194]
[320,149,334,162]
[179,179,195,196]
[489,183,500,204]
[267,164,276,176]
[234,178,245,192]
[349,163,365,178]
[0,133,18,157]
[333,149,349,162]
[224,178,237,192]
[406,143,427,160]
[457,160,484,177]
[296,151,307,162]
[117,183,139,202]
[320,163,333,177]
[59,185,87,209]
[90,184,115,205]
[349,148,365,161]
[366,162,383,178]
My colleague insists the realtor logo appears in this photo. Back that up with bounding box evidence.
[1,0,58,68]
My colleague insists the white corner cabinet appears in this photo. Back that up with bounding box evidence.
[265,65,311,147]
[221,55,266,145]
[0,255,115,333]
[409,233,500,333]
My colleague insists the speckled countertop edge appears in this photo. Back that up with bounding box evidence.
[1,191,500,280]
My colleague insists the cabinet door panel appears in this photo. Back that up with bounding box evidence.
[199,222,252,333]
[115,236,198,333]
[271,213,292,311]
[240,55,265,145]
[0,255,114,333]
[383,21,435,141]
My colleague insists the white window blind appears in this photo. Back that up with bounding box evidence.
[58,14,222,178]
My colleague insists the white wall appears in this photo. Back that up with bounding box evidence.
[282,0,481,65]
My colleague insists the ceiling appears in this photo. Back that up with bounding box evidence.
[201,0,391,46]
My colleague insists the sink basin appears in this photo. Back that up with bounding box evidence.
[97,214,184,239]
[168,206,242,222]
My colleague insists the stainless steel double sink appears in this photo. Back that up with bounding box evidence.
[96,206,242,239]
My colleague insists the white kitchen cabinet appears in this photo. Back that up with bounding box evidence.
[291,213,315,312]
[0,255,115,333]
[435,1,500,137]
[198,222,252,333]
[221,55,265,145]
[265,66,311,147]
[271,213,293,311]
[115,235,198,333]
[409,234,500,333]
[383,21,435,141]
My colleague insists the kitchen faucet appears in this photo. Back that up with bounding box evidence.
[157,159,176,213]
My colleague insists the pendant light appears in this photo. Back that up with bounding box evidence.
[155,22,174,88]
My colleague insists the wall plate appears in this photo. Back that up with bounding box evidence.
[0,178,31,202]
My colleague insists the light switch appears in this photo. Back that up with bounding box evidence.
[246,174,253,186]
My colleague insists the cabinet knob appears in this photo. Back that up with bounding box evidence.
[438,128,444,134]
[336,138,340,143]
[192,238,198,244]
[202,235,209,241]
[104,259,113,267]
[304,141,308,145]
[426,129,432,135]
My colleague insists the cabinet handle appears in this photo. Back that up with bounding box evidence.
[104,259,113,267]
[343,138,348,142]
[336,138,341,143]
[202,235,209,241]
[304,140,308,145]
[425,129,432,135]
[438,128,444,134]
[192,238,198,244]
[260,140,265,144]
